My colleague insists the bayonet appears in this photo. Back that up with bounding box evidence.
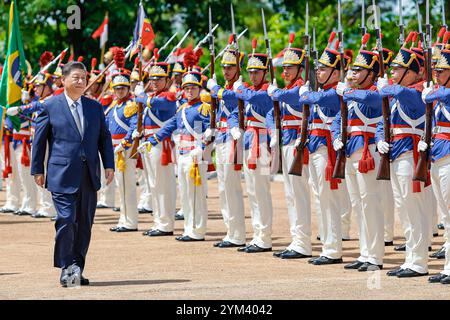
[164,29,192,63]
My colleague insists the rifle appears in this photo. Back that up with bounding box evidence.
[413,0,433,182]
[373,0,391,180]
[30,48,68,83]
[289,3,311,176]
[361,0,366,36]
[207,6,218,145]
[164,29,192,63]
[262,8,282,172]
[129,44,144,159]
[332,0,348,179]
[141,31,178,71]
[231,4,245,168]
[398,0,405,45]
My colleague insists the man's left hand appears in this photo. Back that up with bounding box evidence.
[105,169,114,186]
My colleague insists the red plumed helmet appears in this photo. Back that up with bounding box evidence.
[183,44,197,70]
[77,56,84,62]
[113,47,125,69]
[39,51,54,69]
[91,58,97,71]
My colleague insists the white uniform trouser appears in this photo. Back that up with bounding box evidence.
[1,144,20,211]
[345,146,384,265]
[243,142,273,249]
[382,181,395,242]
[178,153,208,239]
[308,146,342,259]
[115,150,138,229]
[424,185,437,244]
[430,155,450,275]
[142,144,176,232]
[281,142,311,255]
[137,168,153,210]
[13,144,37,213]
[37,147,56,217]
[215,141,246,245]
[391,151,429,274]
[339,181,352,239]
[97,156,115,207]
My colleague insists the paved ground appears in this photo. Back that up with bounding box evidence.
[0,178,449,300]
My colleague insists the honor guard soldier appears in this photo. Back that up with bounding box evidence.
[136,57,178,237]
[376,40,431,278]
[206,45,247,248]
[143,56,212,242]
[298,35,352,265]
[266,35,313,259]
[422,42,450,284]
[107,48,140,232]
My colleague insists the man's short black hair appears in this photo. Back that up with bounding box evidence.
[62,61,87,77]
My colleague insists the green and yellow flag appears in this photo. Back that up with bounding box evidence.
[0,1,27,135]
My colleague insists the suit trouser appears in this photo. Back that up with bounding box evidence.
[430,155,450,275]
[178,153,208,239]
[14,144,37,213]
[2,143,20,211]
[243,142,273,249]
[142,145,176,232]
[382,181,395,242]
[391,152,429,274]
[281,142,311,255]
[215,141,246,245]
[52,163,96,272]
[345,146,384,265]
[308,146,343,259]
[115,150,138,229]
[97,156,116,207]
[137,168,153,210]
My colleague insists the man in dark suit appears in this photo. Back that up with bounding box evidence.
[31,61,115,287]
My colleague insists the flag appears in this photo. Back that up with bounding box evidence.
[131,3,155,58]
[0,1,27,134]
[92,13,108,49]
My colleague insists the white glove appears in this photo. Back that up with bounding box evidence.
[377,75,389,92]
[230,127,242,140]
[21,90,30,104]
[421,81,434,104]
[6,106,20,116]
[377,140,390,154]
[203,128,215,140]
[299,81,310,96]
[138,141,151,153]
[269,133,278,148]
[132,129,143,139]
[206,75,217,91]
[336,81,348,96]
[114,144,124,154]
[333,139,344,151]
[418,140,428,152]
[267,79,278,97]
[190,146,203,159]
[233,76,243,92]
[294,137,302,148]
[134,82,145,96]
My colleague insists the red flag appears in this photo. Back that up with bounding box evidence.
[92,14,108,48]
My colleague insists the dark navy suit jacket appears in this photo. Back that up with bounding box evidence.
[31,93,114,193]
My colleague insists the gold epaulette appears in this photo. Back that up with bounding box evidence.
[197,102,211,117]
[124,100,138,118]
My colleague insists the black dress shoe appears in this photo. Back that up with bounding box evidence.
[0,208,15,213]
[433,232,439,237]
[114,227,138,232]
[96,204,109,209]
[138,208,153,214]
[60,268,71,287]
[430,246,446,259]
[308,257,317,264]
[174,213,184,220]
[213,241,245,248]
[342,237,351,241]
[311,256,343,265]
[344,260,365,270]
[396,268,428,278]
[16,210,32,216]
[387,267,404,277]
[440,275,450,284]
[394,243,406,251]
[384,241,394,246]
[237,245,251,252]
[429,273,448,283]
[80,275,90,286]
[437,223,445,230]
[175,235,204,242]
[148,229,173,237]
[32,213,49,218]
[358,262,383,272]
[280,250,311,259]
[243,244,272,253]
[113,207,120,212]
[273,249,290,258]
[110,226,120,232]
